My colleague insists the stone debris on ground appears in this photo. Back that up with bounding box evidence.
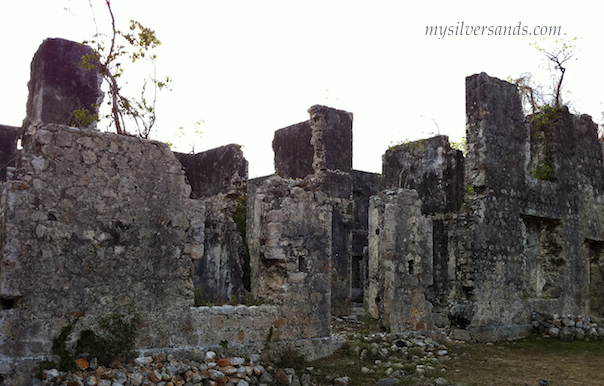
[32,317,468,386]
[531,311,604,342]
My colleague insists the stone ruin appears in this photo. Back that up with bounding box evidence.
[2,38,604,383]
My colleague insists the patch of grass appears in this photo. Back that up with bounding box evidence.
[274,348,307,372]
[444,337,604,386]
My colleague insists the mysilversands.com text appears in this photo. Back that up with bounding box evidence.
[426,22,562,39]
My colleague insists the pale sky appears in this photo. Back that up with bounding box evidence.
[1,1,602,177]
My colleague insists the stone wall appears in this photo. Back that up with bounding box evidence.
[271,106,354,316]
[0,125,18,182]
[176,145,248,305]
[6,36,604,383]
[175,144,247,199]
[445,73,604,340]
[22,38,103,133]
[382,135,464,215]
[0,122,205,358]
[247,176,332,340]
[366,189,434,331]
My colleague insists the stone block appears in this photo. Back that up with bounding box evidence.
[382,135,464,215]
[176,144,247,198]
[308,105,352,173]
[273,121,313,179]
[23,38,103,131]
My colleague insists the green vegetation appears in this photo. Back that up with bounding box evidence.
[388,139,426,153]
[69,106,100,127]
[265,326,274,350]
[39,311,141,375]
[531,104,562,140]
[450,136,466,155]
[531,160,553,180]
[274,348,307,372]
[76,312,141,365]
[233,195,252,292]
[76,0,171,138]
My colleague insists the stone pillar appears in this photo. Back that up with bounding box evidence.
[23,38,104,133]
[366,189,434,331]
[308,105,353,173]
[465,72,527,190]
[248,176,332,339]
[271,105,354,316]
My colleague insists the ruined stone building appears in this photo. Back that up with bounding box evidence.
[2,38,604,380]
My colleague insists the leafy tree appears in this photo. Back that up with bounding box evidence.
[77,0,171,138]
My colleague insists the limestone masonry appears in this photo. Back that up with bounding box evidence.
[2,38,604,384]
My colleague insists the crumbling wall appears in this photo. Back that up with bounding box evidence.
[273,121,314,179]
[351,171,381,302]
[444,72,604,341]
[382,135,464,215]
[22,38,103,132]
[175,144,247,199]
[0,39,209,369]
[272,105,354,316]
[0,122,205,359]
[176,145,248,305]
[247,175,332,340]
[366,189,434,331]
[381,135,464,317]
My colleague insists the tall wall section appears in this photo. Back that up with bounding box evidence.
[0,122,205,358]
[447,72,604,340]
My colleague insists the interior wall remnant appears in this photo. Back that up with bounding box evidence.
[381,135,465,215]
[175,145,249,305]
[587,239,604,317]
[366,189,434,331]
[0,125,18,182]
[247,176,332,340]
[521,215,565,299]
[175,144,248,199]
[272,121,314,179]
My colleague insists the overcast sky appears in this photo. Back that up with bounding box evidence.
[1,1,602,177]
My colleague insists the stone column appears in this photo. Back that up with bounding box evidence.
[366,189,434,331]
[465,72,526,190]
[23,38,104,134]
[248,176,332,339]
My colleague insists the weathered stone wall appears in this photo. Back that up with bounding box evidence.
[443,72,604,341]
[0,122,205,360]
[22,38,103,133]
[366,189,434,332]
[351,171,381,302]
[382,135,464,215]
[273,121,314,179]
[0,125,18,182]
[308,105,353,173]
[175,144,247,199]
[247,175,332,340]
[176,145,248,305]
[271,107,355,316]
[192,194,245,305]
